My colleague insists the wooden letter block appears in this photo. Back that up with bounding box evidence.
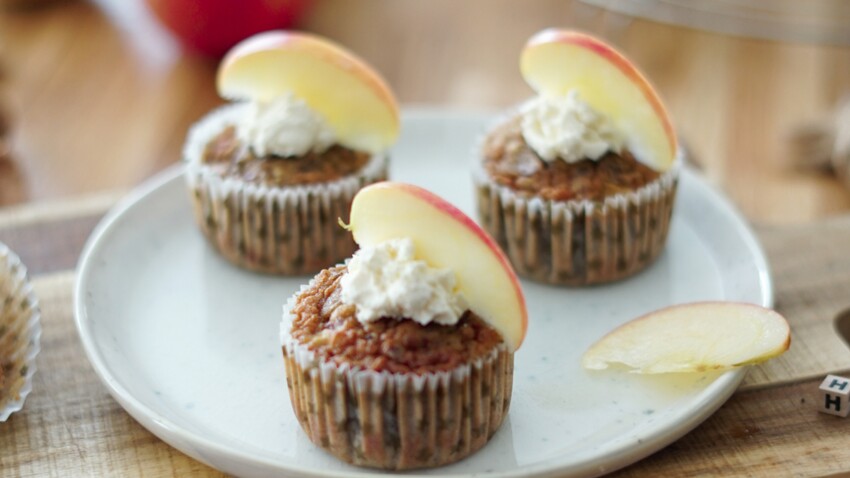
[819,374,850,417]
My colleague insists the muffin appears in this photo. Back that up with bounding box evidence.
[0,242,40,422]
[474,29,680,286]
[280,182,527,469]
[185,31,399,275]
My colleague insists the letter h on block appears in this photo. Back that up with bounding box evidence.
[819,374,850,417]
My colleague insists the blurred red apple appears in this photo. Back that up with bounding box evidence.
[145,0,312,57]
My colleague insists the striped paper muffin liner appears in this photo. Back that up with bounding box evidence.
[184,104,388,275]
[473,159,680,286]
[0,242,41,422]
[280,281,514,470]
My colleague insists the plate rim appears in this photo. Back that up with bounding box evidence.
[74,111,772,478]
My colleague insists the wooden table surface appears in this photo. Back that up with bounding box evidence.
[2,0,850,477]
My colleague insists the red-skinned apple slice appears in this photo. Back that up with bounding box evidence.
[583,302,791,374]
[217,30,399,153]
[346,182,528,351]
[520,29,677,170]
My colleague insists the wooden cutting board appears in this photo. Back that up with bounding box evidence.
[744,217,850,390]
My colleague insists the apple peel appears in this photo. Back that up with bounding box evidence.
[582,302,790,374]
[520,29,677,170]
[217,30,399,153]
[346,182,528,352]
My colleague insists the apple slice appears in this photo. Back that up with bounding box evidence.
[346,182,527,351]
[520,29,677,170]
[583,302,790,373]
[217,30,399,153]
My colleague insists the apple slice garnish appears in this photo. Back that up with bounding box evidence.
[346,182,528,351]
[582,302,790,373]
[520,29,677,170]
[217,30,399,153]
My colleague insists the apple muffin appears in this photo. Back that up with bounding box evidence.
[474,29,679,286]
[184,31,398,275]
[0,242,40,422]
[280,183,526,470]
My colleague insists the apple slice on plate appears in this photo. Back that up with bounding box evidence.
[346,182,528,351]
[217,31,399,153]
[520,29,677,170]
[582,302,791,373]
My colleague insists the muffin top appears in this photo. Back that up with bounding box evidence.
[190,30,402,187]
[281,182,528,360]
[202,125,371,187]
[518,29,678,172]
[288,265,504,374]
[482,115,661,202]
[482,27,682,200]
[217,31,400,154]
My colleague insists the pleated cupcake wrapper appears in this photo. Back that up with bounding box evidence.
[473,160,680,285]
[280,283,514,470]
[0,242,41,422]
[184,103,388,275]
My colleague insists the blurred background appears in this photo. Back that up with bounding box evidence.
[1,0,849,223]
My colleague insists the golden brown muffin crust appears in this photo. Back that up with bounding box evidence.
[289,266,504,374]
[482,116,661,202]
[202,126,371,186]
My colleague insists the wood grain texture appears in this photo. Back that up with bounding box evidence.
[745,217,850,389]
[1,0,850,222]
[613,378,850,477]
[0,191,117,274]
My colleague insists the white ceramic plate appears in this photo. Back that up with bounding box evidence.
[75,111,771,478]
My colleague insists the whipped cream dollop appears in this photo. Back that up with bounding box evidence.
[238,93,336,157]
[521,90,624,163]
[340,238,468,326]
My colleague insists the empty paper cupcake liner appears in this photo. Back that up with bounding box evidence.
[184,104,388,275]
[473,159,680,286]
[280,281,514,470]
[0,242,41,422]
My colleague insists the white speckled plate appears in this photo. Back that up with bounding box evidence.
[74,110,771,478]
